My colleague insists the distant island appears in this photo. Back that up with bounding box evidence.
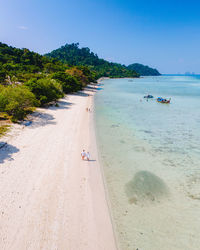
[185,71,196,76]
[127,63,161,76]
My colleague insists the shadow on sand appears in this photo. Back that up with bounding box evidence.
[48,100,74,110]
[28,99,74,128]
[29,112,56,128]
[73,91,92,97]
[71,84,103,97]
[85,85,103,91]
[0,143,19,164]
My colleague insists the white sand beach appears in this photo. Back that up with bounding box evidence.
[0,86,116,250]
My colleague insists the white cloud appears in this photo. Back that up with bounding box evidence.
[18,26,28,30]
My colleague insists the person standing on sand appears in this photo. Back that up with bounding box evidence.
[86,152,90,161]
[81,150,86,160]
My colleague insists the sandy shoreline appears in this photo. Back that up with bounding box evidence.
[0,86,116,250]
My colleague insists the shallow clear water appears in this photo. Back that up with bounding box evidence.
[94,76,200,250]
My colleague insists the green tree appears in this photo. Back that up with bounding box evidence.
[0,85,38,122]
[51,72,82,93]
[25,78,63,105]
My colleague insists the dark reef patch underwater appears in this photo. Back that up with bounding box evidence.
[125,171,170,205]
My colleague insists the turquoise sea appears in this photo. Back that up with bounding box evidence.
[94,76,200,250]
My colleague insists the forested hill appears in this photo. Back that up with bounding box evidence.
[127,63,161,76]
[45,43,139,78]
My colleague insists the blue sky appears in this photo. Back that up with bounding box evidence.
[1,0,200,73]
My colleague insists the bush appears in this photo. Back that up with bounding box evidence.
[0,125,10,137]
[25,78,63,105]
[51,72,82,93]
[0,69,6,83]
[0,85,38,122]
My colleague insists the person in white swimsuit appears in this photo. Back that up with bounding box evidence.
[81,150,86,160]
[86,152,90,161]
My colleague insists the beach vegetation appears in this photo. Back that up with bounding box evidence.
[0,124,10,137]
[0,42,96,122]
[51,71,82,93]
[24,78,63,105]
[0,85,38,122]
[65,66,96,85]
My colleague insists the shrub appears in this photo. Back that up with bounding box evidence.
[0,85,38,122]
[25,78,63,105]
[51,72,82,93]
[0,125,10,137]
[0,69,6,83]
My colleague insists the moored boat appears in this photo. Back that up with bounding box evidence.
[144,94,154,98]
[157,97,171,103]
